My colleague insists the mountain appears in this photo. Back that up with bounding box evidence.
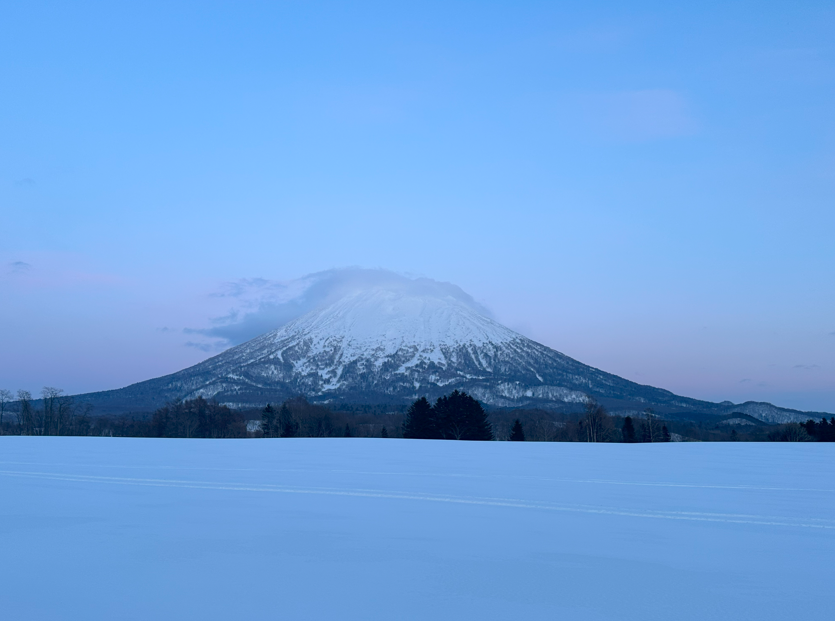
[73,280,825,424]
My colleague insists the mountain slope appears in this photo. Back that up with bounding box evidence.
[73,284,824,423]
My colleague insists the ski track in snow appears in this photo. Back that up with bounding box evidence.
[2,469,833,530]
[1,460,833,494]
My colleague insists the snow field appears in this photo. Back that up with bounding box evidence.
[1,438,833,620]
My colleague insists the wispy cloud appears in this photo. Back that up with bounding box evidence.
[793,364,820,371]
[2,254,123,288]
[8,261,32,274]
[208,278,275,299]
[184,341,222,353]
[14,178,36,188]
[185,268,491,350]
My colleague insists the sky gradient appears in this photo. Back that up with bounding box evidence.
[2,1,834,411]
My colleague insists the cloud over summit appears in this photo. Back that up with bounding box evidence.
[187,268,491,349]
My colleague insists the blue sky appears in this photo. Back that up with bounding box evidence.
[2,1,834,411]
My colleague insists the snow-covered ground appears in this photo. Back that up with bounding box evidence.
[1,438,833,620]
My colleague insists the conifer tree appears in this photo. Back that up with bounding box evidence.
[509,419,525,441]
[402,397,438,439]
[381,427,388,438]
[801,419,816,438]
[403,392,493,441]
[261,403,276,438]
[824,418,835,442]
[343,423,352,437]
[662,425,671,442]
[278,403,299,437]
[803,418,835,442]
[434,390,493,441]
[622,416,636,443]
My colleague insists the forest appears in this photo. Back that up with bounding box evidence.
[1,387,832,442]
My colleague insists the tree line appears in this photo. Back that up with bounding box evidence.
[799,418,835,442]
[151,398,246,438]
[0,388,93,436]
[1,386,829,442]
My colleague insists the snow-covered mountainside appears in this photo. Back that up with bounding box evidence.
[74,282,823,423]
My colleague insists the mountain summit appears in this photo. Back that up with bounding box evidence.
[75,273,822,423]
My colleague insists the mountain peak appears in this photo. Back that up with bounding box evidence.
[69,272,825,424]
[269,284,519,359]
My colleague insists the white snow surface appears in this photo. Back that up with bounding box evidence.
[279,286,519,354]
[243,285,523,379]
[1,437,833,620]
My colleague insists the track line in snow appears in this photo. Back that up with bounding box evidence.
[0,460,263,473]
[1,461,833,494]
[2,469,833,530]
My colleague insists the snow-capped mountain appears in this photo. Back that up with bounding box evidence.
[74,277,822,423]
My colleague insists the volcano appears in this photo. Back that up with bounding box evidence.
[73,275,822,423]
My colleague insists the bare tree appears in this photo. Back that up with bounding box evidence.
[581,398,612,442]
[529,419,558,442]
[641,408,661,443]
[57,391,75,435]
[151,398,245,438]
[308,414,333,437]
[0,389,11,431]
[17,390,34,435]
[778,424,812,442]
[40,387,70,436]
